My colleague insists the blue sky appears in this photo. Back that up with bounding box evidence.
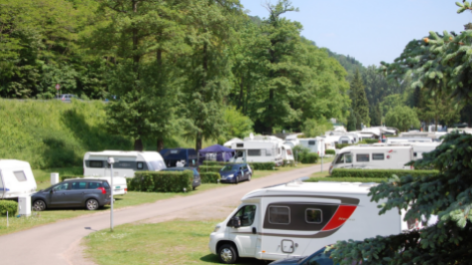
[239,0,472,67]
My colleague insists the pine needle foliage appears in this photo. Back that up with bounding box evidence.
[332,132,472,264]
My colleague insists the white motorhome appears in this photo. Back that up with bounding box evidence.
[329,145,413,173]
[209,181,410,263]
[374,142,439,161]
[299,138,326,156]
[0,160,37,199]
[386,137,432,144]
[83,151,166,178]
[231,136,286,165]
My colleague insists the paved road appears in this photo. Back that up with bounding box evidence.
[0,164,329,265]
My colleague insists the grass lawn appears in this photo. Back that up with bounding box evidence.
[84,220,267,265]
[0,163,314,236]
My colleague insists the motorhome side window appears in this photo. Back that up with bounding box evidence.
[247,149,261,156]
[356,154,370,162]
[268,206,290,224]
[372,153,385,160]
[89,161,104,168]
[308,140,316,146]
[306,209,322,224]
[335,153,352,164]
[137,162,144,170]
[115,161,134,169]
[13,171,27,182]
[230,205,256,227]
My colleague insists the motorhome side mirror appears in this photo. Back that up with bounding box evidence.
[230,217,241,228]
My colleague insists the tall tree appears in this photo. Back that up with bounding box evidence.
[180,0,241,151]
[350,69,370,129]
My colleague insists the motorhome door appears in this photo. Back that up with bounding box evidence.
[227,204,260,257]
[333,152,353,169]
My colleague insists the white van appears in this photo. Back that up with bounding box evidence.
[83,150,166,178]
[0,160,37,199]
[329,145,413,173]
[299,138,326,156]
[209,181,410,263]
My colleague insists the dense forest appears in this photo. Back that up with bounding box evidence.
[0,0,469,151]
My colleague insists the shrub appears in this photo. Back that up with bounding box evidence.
[305,177,385,183]
[330,169,439,179]
[199,165,223,173]
[325,149,336,155]
[250,162,276,170]
[200,172,221,183]
[61,175,83,181]
[130,171,193,192]
[202,161,227,166]
[300,153,319,164]
[335,143,350,149]
[293,145,310,162]
[363,139,379,144]
[0,200,18,216]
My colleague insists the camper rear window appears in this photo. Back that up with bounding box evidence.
[248,150,261,156]
[115,161,134,169]
[372,153,385,160]
[89,161,104,168]
[356,154,370,162]
[268,206,290,224]
[13,171,27,182]
[306,208,322,224]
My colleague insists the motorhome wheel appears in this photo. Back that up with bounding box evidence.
[33,200,46,211]
[218,244,238,264]
[86,199,99,210]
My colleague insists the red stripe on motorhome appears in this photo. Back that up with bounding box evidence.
[321,205,357,231]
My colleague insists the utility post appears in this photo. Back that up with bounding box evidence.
[107,157,115,232]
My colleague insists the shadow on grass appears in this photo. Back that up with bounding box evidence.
[200,254,269,264]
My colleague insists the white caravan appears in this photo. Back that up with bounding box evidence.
[329,145,413,173]
[0,160,37,199]
[386,137,432,144]
[299,138,326,156]
[83,151,166,178]
[209,181,410,263]
[231,136,285,165]
[281,144,295,161]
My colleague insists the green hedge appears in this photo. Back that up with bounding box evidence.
[364,139,380,144]
[335,143,350,149]
[199,165,223,173]
[61,175,83,181]
[305,177,386,183]
[128,171,193,192]
[250,162,276,170]
[0,200,18,216]
[300,153,319,164]
[330,169,439,179]
[200,172,221,183]
[202,161,227,166]
[325,149,336,155]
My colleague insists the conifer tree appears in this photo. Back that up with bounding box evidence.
[350,69,370,129]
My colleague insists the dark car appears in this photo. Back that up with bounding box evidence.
[161,167,201,190]
[269,246,353,265]
[32,179,111,211]
[219,163,252,184]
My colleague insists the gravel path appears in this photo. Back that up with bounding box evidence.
[0,164,327,265]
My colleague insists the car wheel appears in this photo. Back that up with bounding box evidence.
[218,244,238,264]
[33,200,47,211]
[86,199,99,210]
[235,176,239,184]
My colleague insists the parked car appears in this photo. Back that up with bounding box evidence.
[269,246,336,265]
[161,167,201,190]
[56,94,78,102]
[31,179,111,211]
[219,163,252,184]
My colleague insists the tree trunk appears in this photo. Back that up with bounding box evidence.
[134,138,143,151]
[156,138,164,151]
[195,132,202,152]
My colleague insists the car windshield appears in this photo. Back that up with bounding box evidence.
[221,165,240,171]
